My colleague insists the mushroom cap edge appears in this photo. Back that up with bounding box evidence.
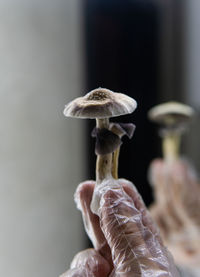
[63,88,137,119]
[148,101,194,125]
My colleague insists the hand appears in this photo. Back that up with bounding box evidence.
[149,158,200,230]
[149,158,200,267]
[61,179,180,277]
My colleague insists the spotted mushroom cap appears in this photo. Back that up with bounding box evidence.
[148,101,194,126]
[63,88,137,119]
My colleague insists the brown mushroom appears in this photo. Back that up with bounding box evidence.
[64,87,137,213]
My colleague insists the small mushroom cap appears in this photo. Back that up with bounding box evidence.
[109,122,136,139]
[63,88,137,119]
[148,101,194,126]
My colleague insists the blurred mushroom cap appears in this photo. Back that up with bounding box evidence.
[63,87,137,119]
[148,101,194,126]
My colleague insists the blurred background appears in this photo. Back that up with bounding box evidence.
[0,0,199,276]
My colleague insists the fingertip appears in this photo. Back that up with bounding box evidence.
[71,249,111,277]
[74,181,95,210]
[75,180,95,195]
[74,181,109,252]
[152,159,165,171]
[118,179,143,209]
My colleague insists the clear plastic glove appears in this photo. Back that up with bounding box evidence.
[61,179,180,277]
[149,158,200,270]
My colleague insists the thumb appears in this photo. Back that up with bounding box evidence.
[60,249,110,277]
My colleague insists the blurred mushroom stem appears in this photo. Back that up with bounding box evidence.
[96,118,113,183]
[162,132,180,162]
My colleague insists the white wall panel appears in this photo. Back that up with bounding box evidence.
[0,1,85,276]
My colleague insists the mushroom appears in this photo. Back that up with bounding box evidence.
[64,87,137,213]
[148,101,194,162]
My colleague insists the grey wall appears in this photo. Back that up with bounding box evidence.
[184,0,200,171]
[0,1,86,276]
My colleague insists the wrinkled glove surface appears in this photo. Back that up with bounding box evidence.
[61,179,180,277]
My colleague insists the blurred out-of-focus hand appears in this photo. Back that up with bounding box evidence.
[149,158,200,269]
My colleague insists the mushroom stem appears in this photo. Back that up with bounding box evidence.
[112,147,120,179]
[95,118,113,183]
[96,118,109,129]
[162,132,180,162]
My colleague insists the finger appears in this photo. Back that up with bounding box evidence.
[168,159,200,227]
[170,159,198,184]
[118,179,163,245]
[74,181,112,264]
[60,248,110,277]
[148,159,165,188]
[149,159,186,231]
[75,181,102,248]
[99,179,180,276]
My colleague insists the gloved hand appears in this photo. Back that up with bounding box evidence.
[149,158,200,269]
[149,158,200,228]
[61,179,180,277]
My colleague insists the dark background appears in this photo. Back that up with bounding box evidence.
[83,0,162,206]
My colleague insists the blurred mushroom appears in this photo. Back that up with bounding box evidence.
[148,101,194,162]
[148,102,200,274]
[64,87,137,214]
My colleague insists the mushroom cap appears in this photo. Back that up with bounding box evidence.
[148,101,194,126]
[63,88,137,119]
